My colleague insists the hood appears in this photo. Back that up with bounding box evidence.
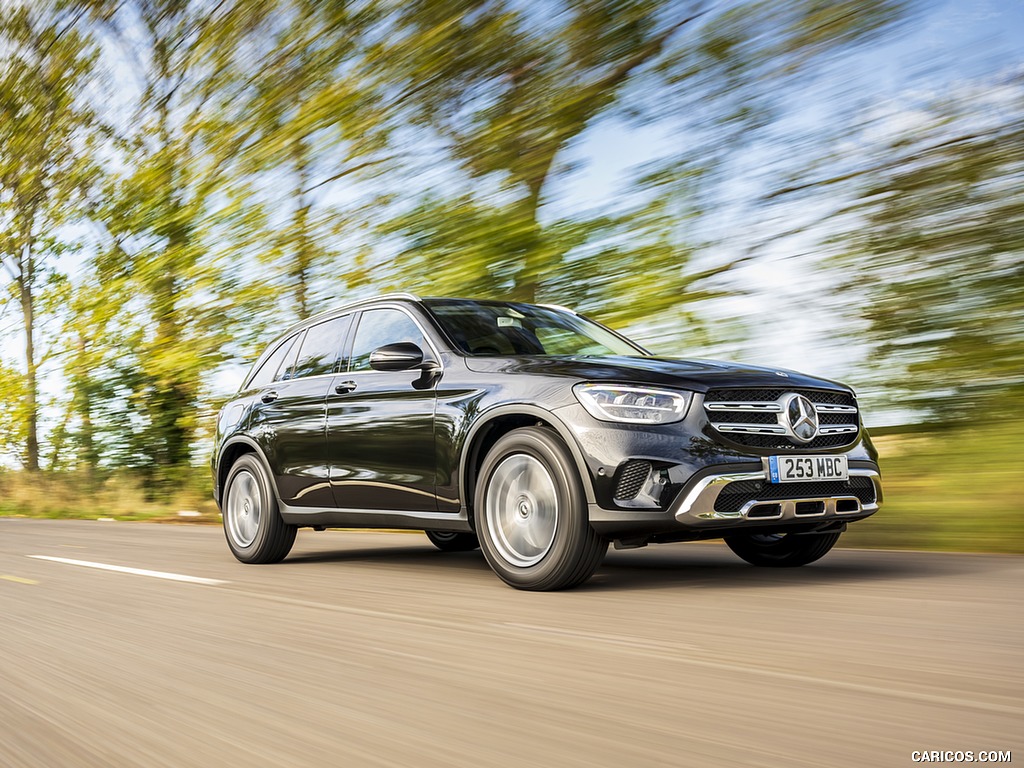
[462,355,852,394]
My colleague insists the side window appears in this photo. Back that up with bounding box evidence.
[349,309,428,372]
[277,329,304,381]
[247,333,299,390]
[291,316,351,379]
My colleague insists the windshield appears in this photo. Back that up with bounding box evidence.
[423,299,647,357]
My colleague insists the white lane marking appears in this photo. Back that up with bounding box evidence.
[28,556,227,586]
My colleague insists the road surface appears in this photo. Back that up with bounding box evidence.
[1,519,1020,767]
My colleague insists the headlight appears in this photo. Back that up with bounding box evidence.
[573,383,691,425]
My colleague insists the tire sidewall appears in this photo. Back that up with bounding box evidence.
[475,428,590,588]
[223,454,277,562]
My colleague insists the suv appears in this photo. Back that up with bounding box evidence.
[212,294,881,590]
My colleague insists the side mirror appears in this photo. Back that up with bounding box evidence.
[369,342,425,372]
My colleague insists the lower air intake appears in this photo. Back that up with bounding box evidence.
[614,461,652,500]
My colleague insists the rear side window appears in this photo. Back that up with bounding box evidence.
[291,315,352,379]
[348,309,428,371]
[247,333,299,390]
[278,330,304,380]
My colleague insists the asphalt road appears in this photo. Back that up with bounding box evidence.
[0,519,1020,768]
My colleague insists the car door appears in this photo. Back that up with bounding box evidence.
[248,314,353,508]
[326,306,439,512]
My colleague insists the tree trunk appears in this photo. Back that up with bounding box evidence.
[510,162,557,304]
[152,267,191,472]
[19,250,39,472]
[292,137,313,319]
[75,334,98,478]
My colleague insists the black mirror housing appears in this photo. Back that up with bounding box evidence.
[369,342,425,372]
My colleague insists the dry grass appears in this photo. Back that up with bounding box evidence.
[0,470,221,524]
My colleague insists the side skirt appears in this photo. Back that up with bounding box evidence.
[279,503,473,532]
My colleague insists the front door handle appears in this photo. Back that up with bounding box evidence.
[334,380,357,395]
[261,390,279,403]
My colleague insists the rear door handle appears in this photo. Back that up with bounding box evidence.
[334,381,357,395]
[261,390,279,403]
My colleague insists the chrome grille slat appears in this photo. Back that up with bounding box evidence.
[704,402,783,412]
[814,404,858,414]
[716,424,788,435]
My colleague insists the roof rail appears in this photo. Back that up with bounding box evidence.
[373,291,421,302]
[272,292,422,339]
[314,292,420,318]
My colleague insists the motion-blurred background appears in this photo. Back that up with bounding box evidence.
[0,0,1020,550]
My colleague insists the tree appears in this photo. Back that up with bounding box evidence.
[0,4,102,470]
[385,0,913,304]
[381,180,734,335]
[827,75,1024,423]
[234,0,393,321]
[73,0,278,484]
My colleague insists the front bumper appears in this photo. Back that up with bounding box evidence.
[587,460,881,538]
[672,467,881,525]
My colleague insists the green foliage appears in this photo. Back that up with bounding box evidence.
[0,362,29,461]
[843,419,1024,553]
[0,1,104,470]
[52,0,279,484]
[227,1,393,321]
[830,77,1024,423]
[380,0,913,307]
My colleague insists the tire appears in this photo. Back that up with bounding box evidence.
[724,531,841,567]
[425,530,480,552]
[474,427,607,591]
[222,453,296,564]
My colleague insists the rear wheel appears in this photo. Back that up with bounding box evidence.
[223,453,296,564]
[424,530,479,552]
[475,427,606,591]
[724,531,841,567]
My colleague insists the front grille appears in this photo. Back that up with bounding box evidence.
[614,460,652,500]
[713,477,876,514]
[704,387,859,450]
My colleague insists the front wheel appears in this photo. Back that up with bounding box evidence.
[222,453,296,564]
[424,530,479,552]
[724,531,841,567]
[475,427,607,591]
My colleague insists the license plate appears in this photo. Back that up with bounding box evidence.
[767,455,849,483]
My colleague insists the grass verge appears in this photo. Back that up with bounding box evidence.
[844,420,1024,553]
[0,470,221,524]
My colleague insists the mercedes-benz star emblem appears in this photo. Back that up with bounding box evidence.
[785,393,819,443]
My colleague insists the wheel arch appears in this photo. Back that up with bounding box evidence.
[216,436,278,507]
[458,404,597,522]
